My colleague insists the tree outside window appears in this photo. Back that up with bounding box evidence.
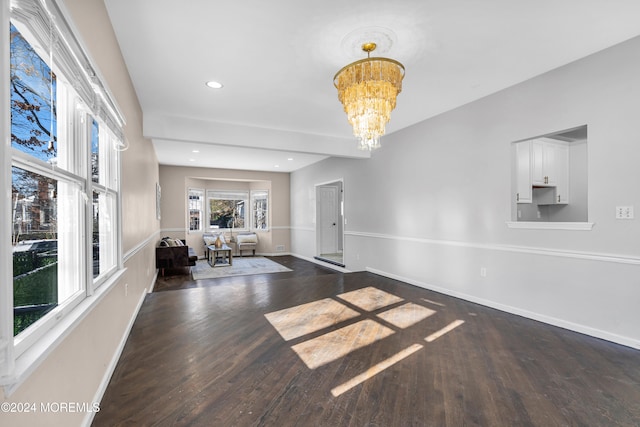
[10,24,56,162]
[252,191,268,230]
[207,191,248,230]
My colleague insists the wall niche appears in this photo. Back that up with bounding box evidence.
[511,125,588,223]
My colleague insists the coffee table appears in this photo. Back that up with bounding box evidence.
[207,244,233,267]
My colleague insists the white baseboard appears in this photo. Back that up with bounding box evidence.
[259,251,291,257]
[148,269,159,293]
[82,287,149,427]
[291,253,351,273]
[367,267,640,350]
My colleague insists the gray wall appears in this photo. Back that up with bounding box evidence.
[291,35,640,349]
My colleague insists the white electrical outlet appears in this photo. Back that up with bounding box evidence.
[616,206,634,219]
[125,283,128,296]
[480,267,487,277]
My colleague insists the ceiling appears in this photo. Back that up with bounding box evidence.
[103,0,640,172]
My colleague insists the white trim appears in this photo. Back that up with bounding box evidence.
[314,177,345,187]
[0,0,14,380]
[291,253,351,273]
[258,252,292,257]
[123,230,161,263]
[2,267,127,395]
[366,266,640,350]
[270,225,291,230]
[148,269,159,293]
[506,221,595,230]
[161,227,187,233]
[314,179,345,264]
[290,226,315,232]
[346,231,640,265]
[82,286,147,427]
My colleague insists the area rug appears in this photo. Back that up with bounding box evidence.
[191,257,292,280]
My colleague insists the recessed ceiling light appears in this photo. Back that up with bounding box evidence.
[287,158,294,161]
[189,159,195,162]
[274,165,280,168]
[192,150,200,153]
[206,81,223,89]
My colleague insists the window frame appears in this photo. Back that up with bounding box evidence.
[1,0,125,392]
[251,190,269,231]
[10,158,87,357]
[187,188,204,233]
[206,190,249,232]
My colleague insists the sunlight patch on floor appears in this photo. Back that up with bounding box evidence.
[264,286,467,395]
[420,297,446,307]
[331,343,424,397]
[291,319,395,369]
[425,320,465,342]
[265,298,360,341]
[336,286,404,311]
[376,302,436,329]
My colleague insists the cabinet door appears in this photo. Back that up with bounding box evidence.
[515,141,532,203]
[555,143,569,203]
[544,142,557,186]
[532,139,562,186]
[531,140,546,185]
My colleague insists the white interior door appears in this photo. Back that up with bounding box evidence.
[318,186,338,254]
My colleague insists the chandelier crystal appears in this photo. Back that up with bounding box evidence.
[334,42,405,151]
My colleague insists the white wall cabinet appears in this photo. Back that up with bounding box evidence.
[532,138,560,186]
[515,141,532,203]
[554,143,569,204]
[515,138,569,205]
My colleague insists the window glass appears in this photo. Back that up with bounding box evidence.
[207,191,248,230]
[10,24,57,164]
[188,189,204,232]
[11,166,83,336]
[251,191,268,230]
[92,190,116,280]
[91,119,99,183]
[12,167,58,335]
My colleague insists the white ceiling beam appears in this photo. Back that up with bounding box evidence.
[143,113,370,159]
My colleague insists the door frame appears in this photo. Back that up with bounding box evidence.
[315,179,344,266]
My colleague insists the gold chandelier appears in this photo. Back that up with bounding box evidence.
[334,42,405,151]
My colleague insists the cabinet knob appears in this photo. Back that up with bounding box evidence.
[516,193,519,201]
[558,195,561,203]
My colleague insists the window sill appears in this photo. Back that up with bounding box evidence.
[506,221,595,230]
[2,268,126,396]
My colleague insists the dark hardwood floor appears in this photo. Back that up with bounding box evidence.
[93,256,640,426]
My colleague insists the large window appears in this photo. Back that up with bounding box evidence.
[207,191,248,230]
[3,2,124,380]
